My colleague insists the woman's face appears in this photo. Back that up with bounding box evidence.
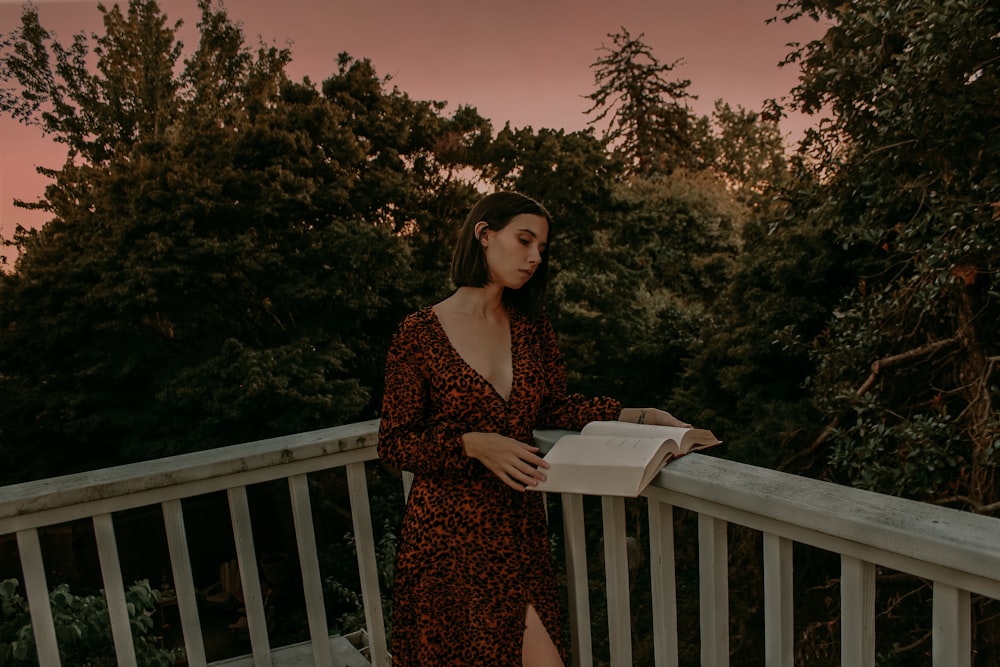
[482,213,549,289]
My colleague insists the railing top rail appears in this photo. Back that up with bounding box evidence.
[6,423,999,595]
[0,419,381,523]
[534,429,1000,594]
[652,452,1000,589]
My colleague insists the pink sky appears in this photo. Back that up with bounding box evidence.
[0,0,827,241]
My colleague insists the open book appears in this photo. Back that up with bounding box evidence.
[529,421,721,497]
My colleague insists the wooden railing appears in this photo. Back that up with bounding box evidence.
[1,421,998,666]
[0,420,388,667]
[534,430,1000,667]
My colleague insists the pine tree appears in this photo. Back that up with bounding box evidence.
[584,27,701,175]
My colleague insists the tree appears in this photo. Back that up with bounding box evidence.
[584,27,704,176]
[673,194,853,470]
[0,1,184,165]
[709,100,791,213]
[479,124,620,247]
[0,1,429,480]
[319,55,492,305]
[780,0,1000,512]
[716,0,1000,661]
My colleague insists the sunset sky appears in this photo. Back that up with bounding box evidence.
[0,0,829,240]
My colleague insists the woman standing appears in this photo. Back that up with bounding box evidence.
[377,191,688,666]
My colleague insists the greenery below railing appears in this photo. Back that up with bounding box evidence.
[0,578,182,666]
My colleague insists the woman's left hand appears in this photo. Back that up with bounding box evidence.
[618,407,691,428]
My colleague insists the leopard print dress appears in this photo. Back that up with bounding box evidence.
[377,306,621,666]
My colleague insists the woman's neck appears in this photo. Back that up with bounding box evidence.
[438,285,506,320]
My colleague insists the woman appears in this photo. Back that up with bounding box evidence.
[377,191,689,666]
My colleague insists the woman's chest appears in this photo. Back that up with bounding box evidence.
[427,327,545,420]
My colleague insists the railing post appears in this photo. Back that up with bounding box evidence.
[602,496,632,666]
[288,474,333,667]
[15,529,61,667]
[763,533,793,667]
[93,513,138,667]
[840,555,875,667]
[561,492,593,667]
[347,461,390,667]
[933,583,970,667]
[161,499,208,667]
[648,499,678,667]
[228,486,273,667]
[698,514,729,667]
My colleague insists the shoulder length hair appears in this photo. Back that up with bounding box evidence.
[450,191,554,318]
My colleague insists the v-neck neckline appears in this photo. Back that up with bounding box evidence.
[427,306,517,404]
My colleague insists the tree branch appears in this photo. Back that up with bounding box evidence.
[780,338,958,471]
[932,495,1000,516]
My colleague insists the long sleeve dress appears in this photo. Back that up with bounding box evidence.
[377,306,622,666]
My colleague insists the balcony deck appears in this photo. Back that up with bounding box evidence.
[1,420,997,666]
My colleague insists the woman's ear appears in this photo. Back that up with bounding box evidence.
[474,221,489,242]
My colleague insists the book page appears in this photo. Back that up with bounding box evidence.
[581,420,689,442]
[533,461,641,496]
[581,421,721,454]
[541,435,664,466]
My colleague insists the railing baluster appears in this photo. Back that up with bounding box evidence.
[840,555,875,667]
[347,461,389,667]
[288,473,334,667]
[161,499,208,667]
[933,583,971,667]
[648,499,678,667]
[763,533,793,667]
[93,513,137,667]
[15,528,61,667]
[561,492,593,667]
[698,514,729,667]
[602,496,632,666]
[228,485,273,666]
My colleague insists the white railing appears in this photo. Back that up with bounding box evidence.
[533,429,1000,667]
[1,421,998,666]
[0,420,388,667]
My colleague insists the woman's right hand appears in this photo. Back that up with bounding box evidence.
[462,432,549,492]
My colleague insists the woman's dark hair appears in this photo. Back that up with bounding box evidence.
[450,192,554,318]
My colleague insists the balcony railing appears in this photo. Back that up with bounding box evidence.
[1,420,998,666]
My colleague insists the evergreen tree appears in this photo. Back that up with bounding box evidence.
[584,27,703,176]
